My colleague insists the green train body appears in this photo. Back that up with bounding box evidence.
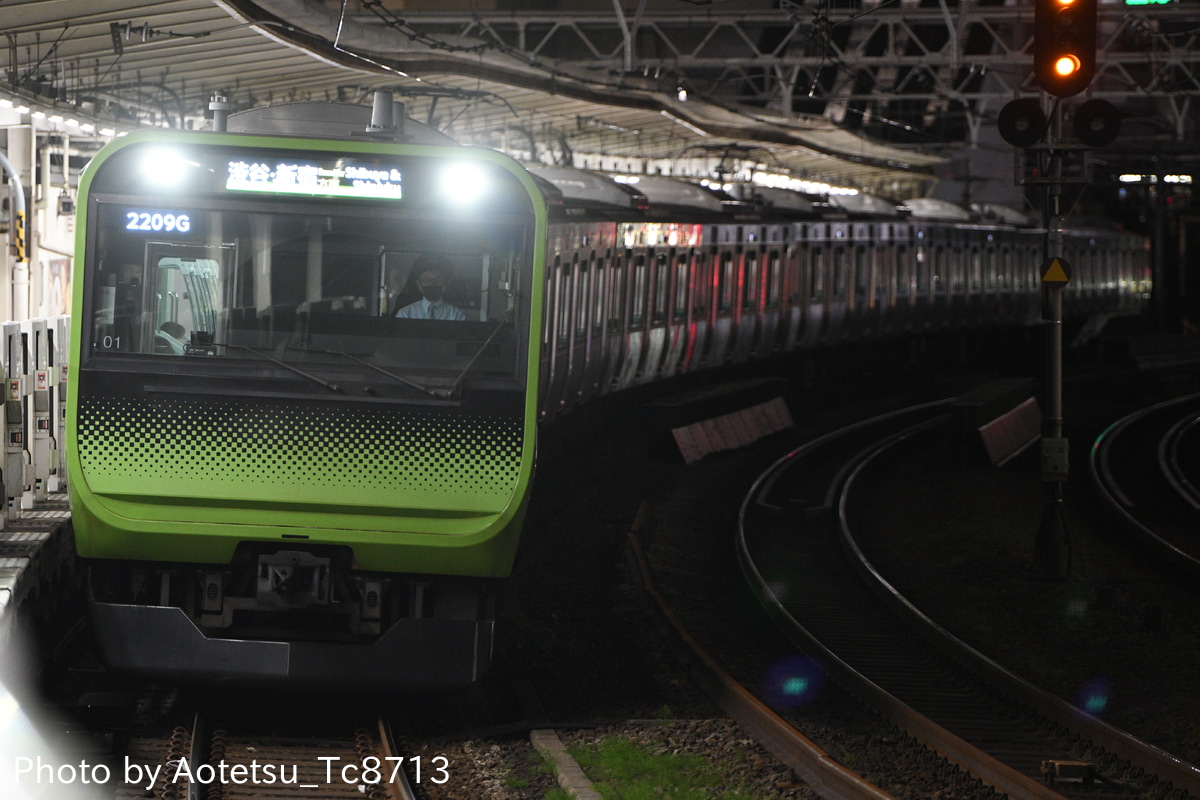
[68,114,546,687]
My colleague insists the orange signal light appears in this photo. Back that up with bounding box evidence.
[1054,55,1081,78]
[1034,0,1096,97]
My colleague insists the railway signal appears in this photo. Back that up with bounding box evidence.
[1035,0,1097,98]
[997,98,1047,148]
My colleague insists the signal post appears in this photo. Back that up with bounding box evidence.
[999,0,1119,580]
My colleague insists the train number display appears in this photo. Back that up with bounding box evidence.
[125,210,192,233]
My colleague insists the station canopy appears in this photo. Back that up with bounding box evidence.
[2,0,946,197]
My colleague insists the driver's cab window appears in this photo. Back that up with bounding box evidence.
[380,251,491,322]
[152,256,220,355]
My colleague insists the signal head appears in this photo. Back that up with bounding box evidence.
[1034,0,1097,98]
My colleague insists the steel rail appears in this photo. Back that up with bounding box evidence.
[839,415,1200,799]
[624,513,897,800]
[1161,414,1200,512]
[376,710,419,800]
[1090,392,1200,582]
[738,407,1072,800]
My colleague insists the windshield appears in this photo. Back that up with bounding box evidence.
[86,197,529,391]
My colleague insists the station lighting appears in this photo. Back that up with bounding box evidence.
[1034,0,1097,98]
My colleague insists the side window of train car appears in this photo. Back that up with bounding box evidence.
[999,246,1012,290]
[896,244,911,297]
[970,246,983,294]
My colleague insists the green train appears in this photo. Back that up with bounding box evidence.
[69,103,546,687]
[69,98,1151,690]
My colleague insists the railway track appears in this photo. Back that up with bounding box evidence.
[38,673,423,800]
[119,703,420,800]
[735,401,1200,799]
[1091,392,1200,578]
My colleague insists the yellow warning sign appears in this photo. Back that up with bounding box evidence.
[1041,257,1071,284]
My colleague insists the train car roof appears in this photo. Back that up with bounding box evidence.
[223,101,456,144]
[828,192,901,218]
[525,164,648,215]
[621,175,727,215]
[972,203,1034,227]
[748,185,816,216]
[900,197,973,222]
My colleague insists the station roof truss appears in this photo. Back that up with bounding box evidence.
[2,0,1198,194]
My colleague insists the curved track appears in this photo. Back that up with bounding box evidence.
[1091,393,1200,579]
[739,402,1200,800]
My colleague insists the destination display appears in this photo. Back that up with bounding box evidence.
[225,158,403,200]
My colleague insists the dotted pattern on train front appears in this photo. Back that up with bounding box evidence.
[75,397,525,509]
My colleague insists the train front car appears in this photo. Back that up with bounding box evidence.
[68,129,545,688]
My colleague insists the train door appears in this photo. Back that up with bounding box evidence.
[559,252,592,412]
[966,230,984,326]
[579,224,617,403]
[635,249,670,385]
[944,226,964,327]
[912,227,933,331]
[893,225,913,334]
[761,235,785,357]
[613,244,648,391]
[662,247,691,377]
[800,222,827,348]
[1016,231,1041,325]
[875,224,895,336]
[826,223,849,342]
[549,254,576,414]
[848,224,871,339]
[731,237,760,363]
[996,237,1014,325]
[930,229,950,328]
[600,245,629,394]
[980,232,999,325]
[707,228,737,366]
[781,224,806,351]
[686,243,714,371]
[539,252,567,416]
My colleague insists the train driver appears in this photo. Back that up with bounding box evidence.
[154,321,188,355]
[393,255,467,321]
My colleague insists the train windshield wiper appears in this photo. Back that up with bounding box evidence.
[284,346,442,398]
[218,343,343,393]
[436,314,512,399]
